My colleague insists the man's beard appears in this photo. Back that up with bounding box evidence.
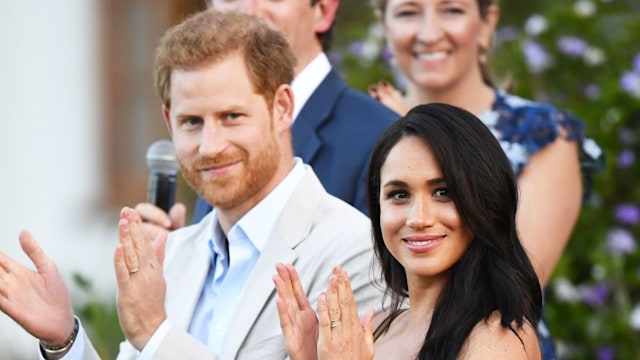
[180,136,281,210]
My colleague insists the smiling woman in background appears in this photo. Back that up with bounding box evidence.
[368,1,603,359]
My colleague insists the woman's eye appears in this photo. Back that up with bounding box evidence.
[387,190,409,201]
[396,10,417,17]
[443,7,464,15]
[392,5,419,18]
[434,188,450,198]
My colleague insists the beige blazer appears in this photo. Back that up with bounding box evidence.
[105,168,382,359]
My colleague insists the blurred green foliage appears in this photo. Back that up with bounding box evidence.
[73,274,123,358]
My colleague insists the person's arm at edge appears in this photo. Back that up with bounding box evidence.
[516,138,582,287]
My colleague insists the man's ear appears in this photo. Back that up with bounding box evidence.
[162,105,174,135]
[272,84,294,133]
[313,0,339,34]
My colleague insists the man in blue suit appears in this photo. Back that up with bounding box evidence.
[137,0,398,234]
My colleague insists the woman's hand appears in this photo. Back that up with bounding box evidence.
[369,80,409,116]
[317,266,375,360]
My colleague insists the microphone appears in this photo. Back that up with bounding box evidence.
[146,140,180,213]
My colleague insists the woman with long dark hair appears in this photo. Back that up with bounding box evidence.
[274,103,542,359]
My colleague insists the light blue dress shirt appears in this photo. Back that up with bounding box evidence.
[187,158,305,355]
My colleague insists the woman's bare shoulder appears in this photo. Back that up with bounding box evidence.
[459,311,541,360]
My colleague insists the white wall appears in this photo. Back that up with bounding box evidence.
[0,1,119,358]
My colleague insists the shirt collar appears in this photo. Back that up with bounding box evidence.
[291,53,332,121]
[209,158,306,254]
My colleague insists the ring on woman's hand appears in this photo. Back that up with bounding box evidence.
[330,320,340,329]
[129,268,139,275]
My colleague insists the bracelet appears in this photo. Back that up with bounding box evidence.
[40,317,79,355]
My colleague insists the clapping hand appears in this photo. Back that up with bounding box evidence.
[317,266,375,360]
[274,264,375,360]
[273,263,319,360]
[113,207,168,350]
[0,231,75,347]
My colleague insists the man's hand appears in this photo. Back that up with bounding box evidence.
[273,263,319,360]
[134,202,186,240]
[0,231,75,346]
[114,207,168,350]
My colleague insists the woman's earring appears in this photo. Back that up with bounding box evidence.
[478,45,488,64]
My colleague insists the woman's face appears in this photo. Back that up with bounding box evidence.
[379,136,473,281]
[381,0,497,92]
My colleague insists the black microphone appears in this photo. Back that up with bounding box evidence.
[146,140,179,213]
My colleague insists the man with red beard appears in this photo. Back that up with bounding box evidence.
[0,10,380,360]
[136,0,398,237]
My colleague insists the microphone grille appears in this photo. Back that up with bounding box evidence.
[146,139,179,174]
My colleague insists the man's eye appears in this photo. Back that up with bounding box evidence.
[187,118,203,126]
[227,113,242,121]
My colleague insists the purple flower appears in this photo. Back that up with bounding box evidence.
[583,83,601,99]
[582,283,608,307]
[390,66,409,93]
[617,150,635,168]
[557,36,589,57]
[328,51,343,67]
[381,45,393,63]
[494,26,519,46]
[633,52,640,73]
[348,41,365,56]
[615,204,640,225]
[524,14,548,36]
[606,227,637,255]
[618,128,637,145]
[522,40,551,73]
[620,71,640,98]
[596,346,616,360]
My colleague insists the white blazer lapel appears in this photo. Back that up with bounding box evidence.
[221,235,298,358]
[221,170,322,358]
[164,215,214,330]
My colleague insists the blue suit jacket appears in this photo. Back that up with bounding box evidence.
[193,69,399,221]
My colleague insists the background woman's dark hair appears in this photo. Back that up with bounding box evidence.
[367,103,541,360]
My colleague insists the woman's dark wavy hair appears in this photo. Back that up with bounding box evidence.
[367,103,542,360]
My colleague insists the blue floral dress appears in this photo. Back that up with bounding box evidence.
[478,90,605,360]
